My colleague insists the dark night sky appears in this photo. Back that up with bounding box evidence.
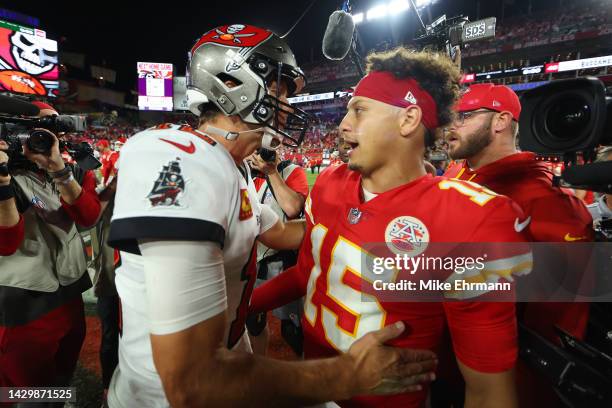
[4,0,561,90]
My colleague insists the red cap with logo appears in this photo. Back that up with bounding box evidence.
[456,83,521,120]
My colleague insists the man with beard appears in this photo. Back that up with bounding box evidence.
[444,83,594,407]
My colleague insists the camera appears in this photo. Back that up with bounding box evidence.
[259,148,277,163]
[414,15,496,59]
[519,78,612,192]
[520,78,612,241]
[595,218,612,242]
[4,114,87,153]
[520,77,612,156]
[0,113,99,175]
[248,148,278,179]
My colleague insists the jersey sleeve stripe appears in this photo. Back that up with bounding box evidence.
[481,252,534,275]
[109,217,226,254]
[442,254,533,299]
[304,194,314,224]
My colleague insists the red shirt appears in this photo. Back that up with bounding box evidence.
[253,165,308,200]
[445,152,594,340]
[255,164,532,407]
[102,151,119,185]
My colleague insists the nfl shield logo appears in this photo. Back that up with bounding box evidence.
[348,208,362,224]
[31,196,47,210]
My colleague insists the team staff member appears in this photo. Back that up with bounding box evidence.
[444,83,594,407]
[445,83,594,339]
[0,102,101,393]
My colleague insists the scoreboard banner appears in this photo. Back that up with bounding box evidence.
[0,20,58,97]
[545,55,612,73]
[137,62,173,111]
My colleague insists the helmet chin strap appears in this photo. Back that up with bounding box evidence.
[204,125,264,141]
[203,125,283,150]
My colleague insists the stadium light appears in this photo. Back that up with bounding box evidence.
[352,12,364,24]
[415,0,433,7]
[388,0,410,13]
[367,4,388,21]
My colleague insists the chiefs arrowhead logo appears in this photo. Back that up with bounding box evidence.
[239,189,253,221]
[191,24,273,53]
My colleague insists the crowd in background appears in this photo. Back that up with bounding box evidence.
[463,1,612,57]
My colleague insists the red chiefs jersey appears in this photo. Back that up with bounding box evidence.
[445,152,594,341]
[299,164,532,407]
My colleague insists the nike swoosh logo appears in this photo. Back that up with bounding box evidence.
[564,233,587,242]
[514,216,531,233]
[159,138,195,154]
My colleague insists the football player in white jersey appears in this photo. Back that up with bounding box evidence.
[107,25,437,407]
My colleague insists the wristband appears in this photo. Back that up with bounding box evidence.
[55,173,75,186]
[0,184,14,201]
[49,166,70,179]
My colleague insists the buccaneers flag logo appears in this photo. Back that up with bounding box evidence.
[191,24,273,53]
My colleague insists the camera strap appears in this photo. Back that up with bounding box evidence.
[260,160,292,203]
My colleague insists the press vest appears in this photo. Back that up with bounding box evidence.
[0,169,88,292]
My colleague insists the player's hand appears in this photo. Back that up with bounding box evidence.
[344,321,437,396]
[23,129,65,173]
[0,140,10,185]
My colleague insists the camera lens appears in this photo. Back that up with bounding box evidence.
[545,95,591,141]
[27,130,54,154]
[259,148,277,162]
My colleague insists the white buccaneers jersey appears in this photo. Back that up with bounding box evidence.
[107,123,275,407]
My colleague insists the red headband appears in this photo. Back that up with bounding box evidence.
[353,71,439,130]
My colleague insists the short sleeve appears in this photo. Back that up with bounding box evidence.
[284,166,309,199]
[109,129,232,254]
[444,301,518,373]
[442,197,527,372]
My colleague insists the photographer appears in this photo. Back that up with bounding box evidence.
[0,102,101,394]
[247,149,308,355]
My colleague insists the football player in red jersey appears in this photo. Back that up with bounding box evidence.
[444,83,594,407]
[251,48,533,408]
